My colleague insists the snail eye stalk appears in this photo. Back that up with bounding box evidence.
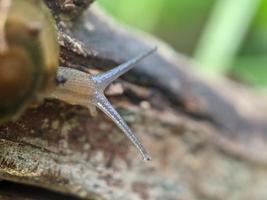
[92,47,157,90]
[95,93,151,161]
[91,47,157,161]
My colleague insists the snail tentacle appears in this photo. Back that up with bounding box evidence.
[94,91,151,161]
[92,47,157,90]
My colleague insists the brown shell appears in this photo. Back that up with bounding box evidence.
[0,0,59,123]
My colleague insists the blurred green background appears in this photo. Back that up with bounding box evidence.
[98,0,267,88]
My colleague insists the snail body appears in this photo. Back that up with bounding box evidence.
[0,0,155,160]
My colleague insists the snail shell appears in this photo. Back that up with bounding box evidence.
[0,0,59,123]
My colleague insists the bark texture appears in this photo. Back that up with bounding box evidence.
[1,1,267,200]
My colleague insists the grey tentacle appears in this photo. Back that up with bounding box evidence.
[95,92,151,161]
[90,47,156,161]
[92,47,157,90]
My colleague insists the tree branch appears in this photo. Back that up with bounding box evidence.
[1,2,267,200]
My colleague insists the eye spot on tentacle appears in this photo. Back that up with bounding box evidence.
[56,75,67,86]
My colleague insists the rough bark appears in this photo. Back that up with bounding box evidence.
[1,1,267,200]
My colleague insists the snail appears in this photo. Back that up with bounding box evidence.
[0,0,156,161]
